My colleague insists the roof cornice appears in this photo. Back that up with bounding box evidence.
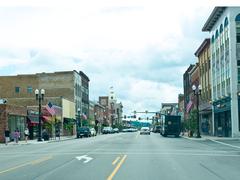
[202,7,226,32]
[194,38,210,57]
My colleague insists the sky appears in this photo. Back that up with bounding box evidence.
[0,0,238,115]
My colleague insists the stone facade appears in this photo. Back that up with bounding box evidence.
[203,7,240,137]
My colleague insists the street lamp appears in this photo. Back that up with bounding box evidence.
[192,84,202,138]
[76,108,81,138]
[35,88,45,141]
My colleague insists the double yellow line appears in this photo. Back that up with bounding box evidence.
[107,155,127,180]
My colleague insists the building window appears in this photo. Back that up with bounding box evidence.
[15,87,20,93]
[211,35,214,43]
[220,24,223,34]
[238,68,240,84]
[27,86,33,93]
[215,30,219,40]
[224,17,229,28]
[236,26,240,43]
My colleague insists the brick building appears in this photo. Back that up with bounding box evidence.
[0,104,27,143]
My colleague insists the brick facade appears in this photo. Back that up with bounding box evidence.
[0,104,27,143]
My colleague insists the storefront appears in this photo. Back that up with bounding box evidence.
[0,104,27,143]
[199,102,212,135]
[213,97,232,137]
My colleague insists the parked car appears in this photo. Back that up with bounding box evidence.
[102,127,113,134]
[140,127,151,135]
[77,127,91,138]
[113,128,119,133]
[90,128,97,136]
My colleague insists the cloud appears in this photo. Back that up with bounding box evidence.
[0,1,215,114]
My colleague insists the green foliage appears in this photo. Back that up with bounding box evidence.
[187,109,197,132]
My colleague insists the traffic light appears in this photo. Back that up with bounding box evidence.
[124,115,126,119]
[147,117,149,120]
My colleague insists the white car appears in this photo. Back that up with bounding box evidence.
[140,127,151,135]
[90,128,97,136]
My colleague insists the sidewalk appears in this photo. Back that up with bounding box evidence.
[0,135,76,146]
[181,132,240,141]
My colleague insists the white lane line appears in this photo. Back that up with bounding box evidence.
[209,139,240,149]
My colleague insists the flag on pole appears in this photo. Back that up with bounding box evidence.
[186,100,193,113]
[46,102,55,116]
[82,113,87,120]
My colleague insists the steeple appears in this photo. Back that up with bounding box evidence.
[109,86,117,104]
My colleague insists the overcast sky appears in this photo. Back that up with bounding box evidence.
[0,0,238,115]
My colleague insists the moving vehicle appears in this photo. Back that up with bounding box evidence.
[160,115,181,137]
[77,127,91,138]
[140,127,150,135]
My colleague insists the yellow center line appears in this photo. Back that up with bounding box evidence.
[112,156,121,165]
[31,156,52,165]
[107,155,127,180]
[0,156,53,174]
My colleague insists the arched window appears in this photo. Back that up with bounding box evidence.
[220,24,223,34]
[236,14,240,43]
[211,35,215,43]
[224,17,229,27]
[215,30,219,39]
[235,13,240,22]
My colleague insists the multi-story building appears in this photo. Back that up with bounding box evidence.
[0,71,89,137]
[183,64,195,121]
[99,96,110,126]
[94,102,105,133]
[195,38,212,135]
[0,71,85,114]
[98,87,123,127]
[202,7,240,137]
[79,71,90,119]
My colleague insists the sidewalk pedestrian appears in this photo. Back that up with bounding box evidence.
[4,128,10,145]
[24,127,29,143]
[14,129,20,144]
[56,129,60,141]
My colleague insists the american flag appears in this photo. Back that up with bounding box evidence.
[186,100,193,113]
[82,113,87,120]
[46,102,55,116]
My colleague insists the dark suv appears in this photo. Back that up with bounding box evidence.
[77,127,91,138]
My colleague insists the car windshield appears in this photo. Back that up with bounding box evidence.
[1,2,239,180]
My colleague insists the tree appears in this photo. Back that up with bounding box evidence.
[187,109,197,137]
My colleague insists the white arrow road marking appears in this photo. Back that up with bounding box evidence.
[76,155,93,163]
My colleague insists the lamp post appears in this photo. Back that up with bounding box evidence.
[192,84,202,138]
[110,102,114,127]
[35,89,45,141]
[76,108,81,138]
[94,112,97,133]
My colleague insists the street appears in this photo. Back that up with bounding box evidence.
[0,133,240,180]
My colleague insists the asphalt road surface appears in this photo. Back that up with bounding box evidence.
[1,132,240,180]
